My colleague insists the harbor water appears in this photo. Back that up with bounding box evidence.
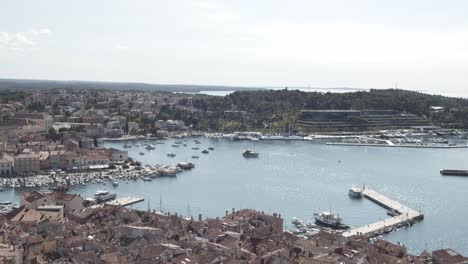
[1,138,468,254]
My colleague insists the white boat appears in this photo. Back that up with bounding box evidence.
[112,181,119,187]
[146,145,156,150]
[94,190,117,202]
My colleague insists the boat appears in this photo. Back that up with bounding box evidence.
[171,144,180,147]
[387,209,400,217]
[201,149,209,154]
[440,169,468,176]
[348,187,363,198]
[50,184,70,192]
[158,168,177,177]
[191,147,200,150]
[314,211,349,230]
[242,150,259,158]
[142,177,152,181]
[112,181,119,187]
[194,140,201,144]
[177,162,195,170]
[146,145,155,150]
[123,144,132,148]
[167,153,176,157]
[139,152,145,155]
[192,155,199,159]
[94,190,117,202]
[208,146,214,150]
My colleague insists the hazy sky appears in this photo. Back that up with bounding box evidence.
[1,0,468,95]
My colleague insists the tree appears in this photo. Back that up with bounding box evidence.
[93,137,98,147]
[48,128,60,142]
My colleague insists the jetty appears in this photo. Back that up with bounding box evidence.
[326,142,468,149]
[106,197,144,207]
[325,142,468,149]
[343,188,423,237]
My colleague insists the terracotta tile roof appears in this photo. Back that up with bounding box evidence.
[24,191,45,203]
[47,192,77,201]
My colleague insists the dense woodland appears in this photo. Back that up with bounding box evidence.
[188,89,468,132]
[2,88,468,133]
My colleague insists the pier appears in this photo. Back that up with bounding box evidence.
[326,142,468,148]
[106,197,144,207]
[343,188,424,237]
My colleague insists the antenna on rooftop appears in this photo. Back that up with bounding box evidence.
[159,194,162,212]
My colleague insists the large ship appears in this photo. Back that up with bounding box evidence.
[313,211,349,229]
[94,190,117,202]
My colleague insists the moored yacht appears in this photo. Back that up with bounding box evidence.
[94,190,117,202]
[313,211,349,229]
[242,150,259,158]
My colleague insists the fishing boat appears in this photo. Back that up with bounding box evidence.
[242,150,259,158]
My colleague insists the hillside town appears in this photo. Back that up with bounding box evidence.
[0,88,467,263]
[1,204,465,264]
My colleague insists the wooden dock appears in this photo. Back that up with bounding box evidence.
[106,197,144,207]
[343,188,423,237]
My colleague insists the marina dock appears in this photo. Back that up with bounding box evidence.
[326,142,468,148]
[106,197,144,207]
[343,188,424,237]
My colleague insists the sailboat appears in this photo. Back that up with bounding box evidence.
[243,141,259,158]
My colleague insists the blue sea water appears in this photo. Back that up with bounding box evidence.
[2,138,468,254]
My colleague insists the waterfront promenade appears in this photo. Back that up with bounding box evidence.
[343,188,424,237]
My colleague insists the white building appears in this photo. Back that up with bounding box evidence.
[0,154,13,176]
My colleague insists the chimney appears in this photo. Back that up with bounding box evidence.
[198,213,202,221]
[232,208,235,214]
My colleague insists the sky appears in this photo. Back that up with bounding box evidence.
[1,0,468,96]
